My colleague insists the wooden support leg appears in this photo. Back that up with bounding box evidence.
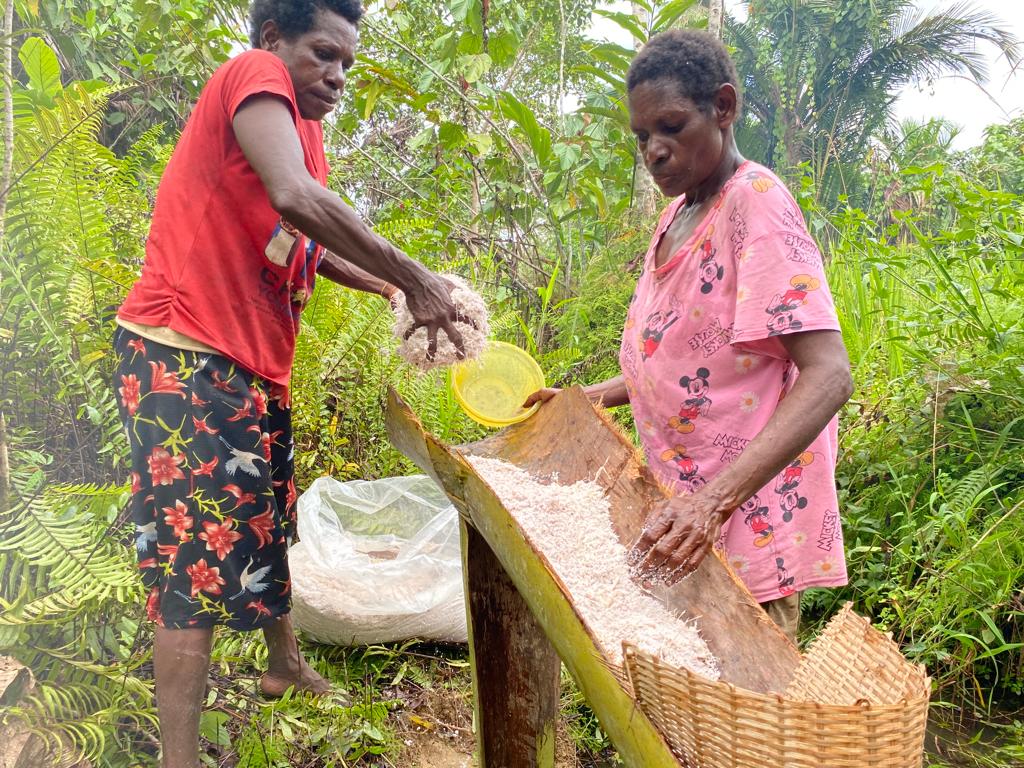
[461,517,561,768]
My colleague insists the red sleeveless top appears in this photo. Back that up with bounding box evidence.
[118,49,328,385]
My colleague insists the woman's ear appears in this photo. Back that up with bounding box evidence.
[260,19,282,51]
[715,83,739,127]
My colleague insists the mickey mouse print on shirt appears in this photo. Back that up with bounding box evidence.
[696,226,725,294]
[619,159,847,603]
[660,445,707,493]
[739,493,773,548]
[765,274,821,336]
[775,452,814,523]
[668,366,712,434]
[640,310,680,360]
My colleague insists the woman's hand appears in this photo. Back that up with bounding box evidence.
[402,273,472,360]
[628,331,852,586]
[629,492,729,584]
[523,376,631,410]
[523,388,561,409]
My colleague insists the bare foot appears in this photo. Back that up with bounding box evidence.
[259,657,335,699]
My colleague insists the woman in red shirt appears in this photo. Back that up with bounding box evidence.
[113,2,465,765]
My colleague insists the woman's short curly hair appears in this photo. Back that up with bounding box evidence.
[626,29,741,115]
[248,0,364,48]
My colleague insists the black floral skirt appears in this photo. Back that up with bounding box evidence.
[113,327,296,630]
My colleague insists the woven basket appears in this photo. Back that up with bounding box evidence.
[623,603,930,768]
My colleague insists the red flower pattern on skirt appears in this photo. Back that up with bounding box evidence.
[193,414,219,434]
[199,519,244,560]
[248,504,276,549]
[223,484,256,507]
[148,447,186,486]
[157,543,179,565]
[119,374,141,415]
[149,360,186,397]
[194,456,219,476]
[285,478,297,515]
[247,599,271,617]
[250,385,268,417]
[187,559,225,596]
[163,500,194,541]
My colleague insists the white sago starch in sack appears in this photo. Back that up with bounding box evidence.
[392,274,489,371]
[467,455,720,679]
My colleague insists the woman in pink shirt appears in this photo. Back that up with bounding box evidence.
[528,30,853,640]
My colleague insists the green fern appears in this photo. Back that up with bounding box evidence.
[0,483,138,628]
[5,679,156,766]
[0,62,166,765]
[940,466,998,521]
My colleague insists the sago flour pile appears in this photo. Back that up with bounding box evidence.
[392,274,489,371]
[467,455,719,679]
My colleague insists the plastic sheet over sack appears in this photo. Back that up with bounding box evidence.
[290,475,468,645]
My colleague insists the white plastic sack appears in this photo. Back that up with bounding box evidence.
[290,474,468,645]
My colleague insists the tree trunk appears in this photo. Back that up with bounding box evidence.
[1,0,14,219]
[0,0,15,513]
[707,0,724,39]
[631,3,659,217]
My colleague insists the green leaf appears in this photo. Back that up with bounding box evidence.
[458,53,491,84]
[593,10,647,43]
[449,0,477,22]
[653,0,701,32]
[467,132,493,156]
[553,142,582,171]
[18,37,62,98]
[199,711,231,748]
[408,126,436,152]
[489,30,519,66]
[497,93,551,166]
[392,10,412,32]
[573,63,625,90]
[580,104,629,128]
[438,121,467,150]
[431,30,457,56]
[362,81,382,119]
[996,227,1023,247]
[585,42,633,74]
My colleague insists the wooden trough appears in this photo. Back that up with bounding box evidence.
[384,386,929,767]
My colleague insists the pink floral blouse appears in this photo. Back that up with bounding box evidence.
[619,161,848,602]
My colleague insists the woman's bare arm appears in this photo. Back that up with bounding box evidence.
[632,329,853,580]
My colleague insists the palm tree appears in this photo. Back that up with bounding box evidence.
[727,0,1021,201]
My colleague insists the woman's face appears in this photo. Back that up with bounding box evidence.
[628,78,730,199]
[262,9,357,121]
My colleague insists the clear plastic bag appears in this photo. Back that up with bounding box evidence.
[289,475,467,645]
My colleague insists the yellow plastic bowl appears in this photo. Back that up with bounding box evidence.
[450,341,545,428]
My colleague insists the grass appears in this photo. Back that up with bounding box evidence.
[189,636,476,768]
[156,630,636,767]
[925,705,1024,767]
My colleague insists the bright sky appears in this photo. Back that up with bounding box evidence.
[588,0,1024,150]
[895,0,1024,148]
